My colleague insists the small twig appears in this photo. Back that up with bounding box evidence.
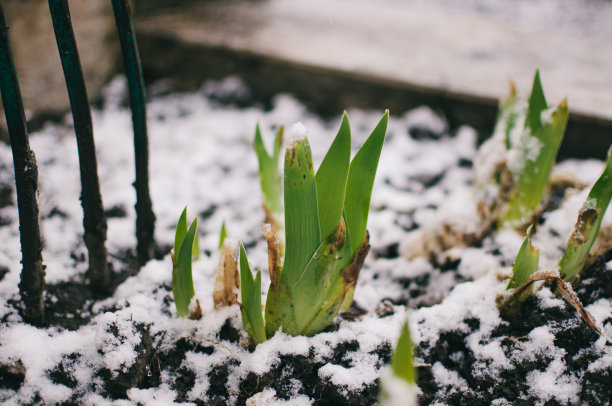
[502,269,606,338]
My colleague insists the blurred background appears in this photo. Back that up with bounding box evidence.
[2,0,611,157]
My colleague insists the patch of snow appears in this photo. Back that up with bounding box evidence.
[378,367,417,406]
[245,388,313,406]
[526,359,580,405]
[288,122,308,143]
[431,362,468,390]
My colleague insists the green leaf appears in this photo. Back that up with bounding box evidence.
[560,150,612,282]
[264,272,298,338]
[315,112,351,239]
[192,233,200,261]
[255,123,283,215]
[283,136,321,286]
[174,207,188,259]
[344,110,388,255]
[290,221,346,335]
[499,73,568,229]
[507,225,540,292]
[525,69,547,132]
[173,217,197,317]
[391,320,417,384]
[239,243,266,344]
[218,220,227,250]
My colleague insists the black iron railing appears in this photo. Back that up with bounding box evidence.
[0,0,156,323]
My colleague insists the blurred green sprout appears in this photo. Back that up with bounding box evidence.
[560,148,612,283]
[254,124,284,232]
[493,70,569,229]
[379,319,417,406]
[172,207,201,319]
[501,154,611,333]
[241,111,388,344]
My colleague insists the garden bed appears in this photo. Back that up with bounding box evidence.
[0,77,610,405]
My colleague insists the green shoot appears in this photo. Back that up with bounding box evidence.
[501,224,540,317]
[218,220,227,250]
[174,207,200,261]
[254,124,284,228]
[172,208,199,318]
[498,70,569,229]
[506,224,540,293]
[239,243,266,344]
[379,319,417,406]
[240,111,388,343]
[560,149,612,283]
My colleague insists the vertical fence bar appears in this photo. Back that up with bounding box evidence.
[0,6,45,324]
[48,0,111,293]
[111,0,156,265]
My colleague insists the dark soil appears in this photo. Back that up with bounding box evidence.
[414,249,612,406]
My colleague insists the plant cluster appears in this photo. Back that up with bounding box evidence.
[165,70,610,402]
[501,150,612,333]
[241,112,388,343]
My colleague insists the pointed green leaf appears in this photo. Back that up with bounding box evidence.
[560,150,612,282]
[507,225,540,292]
[500,73,568,229]
[496,84,520,150]
[344,111,388,255]
[218,220,227,250]
[192,233,200,261]
[173,217,197,317]
[316,112,351,240]
[526,70,547,132]
[239,243,266,344]
[272,125,283,165]
[391,320,417,384]
[174,207,188,258]
[255,124,283,215]
[283,136,320,285]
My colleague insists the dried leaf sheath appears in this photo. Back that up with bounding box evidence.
[213,241,239,309]
[500,270,604,337]
[560,149,612,282]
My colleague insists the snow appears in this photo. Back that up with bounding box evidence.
[526,359,580,404]
[0,76,610,405]
[378,368,417,406]
[431,362,467,390]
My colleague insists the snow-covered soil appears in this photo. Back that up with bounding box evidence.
[0,77,610,405]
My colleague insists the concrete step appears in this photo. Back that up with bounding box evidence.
[134,0,612,158]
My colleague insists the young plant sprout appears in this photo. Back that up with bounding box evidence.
[379,319,417,406]
[492,70,569,229]
[501,154,612,333]
[254,124,284,234]
[506,224,540,295]
[559,148,612,283]
[241,111,388,344]
[172,207,201,319]
[501,224,540,318]
[218,220,228,250]
[404,71,569,261]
